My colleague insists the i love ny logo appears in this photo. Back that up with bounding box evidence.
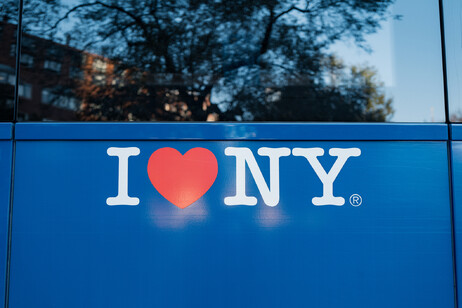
[106,146,361,209]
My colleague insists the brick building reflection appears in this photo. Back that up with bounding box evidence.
[0,20,221,121]
[0,19,391,122]
[0,20,117,120]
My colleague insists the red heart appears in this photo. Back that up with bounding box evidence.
[147,147,218,208]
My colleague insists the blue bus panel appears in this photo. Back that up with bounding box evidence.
[451,141,462,305]
[9,140,453,307]
[0,139,12,308]
[15,123,449,141]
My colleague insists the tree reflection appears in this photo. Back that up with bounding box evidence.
[1,0,396,121]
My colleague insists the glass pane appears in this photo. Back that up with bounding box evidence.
[17,0,444,122]
[444,0,462,122]
[0,0,18,121]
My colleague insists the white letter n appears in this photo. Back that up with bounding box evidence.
[106,147,140,206]
[224,147,290,206]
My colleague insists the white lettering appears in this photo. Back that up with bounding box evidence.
[292,148,361,206]
[224,147,290,206]
[106,147,140,206]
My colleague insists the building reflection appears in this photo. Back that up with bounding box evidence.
[1,0,396,123]
[0,20,222,121]
[1,20,95,120]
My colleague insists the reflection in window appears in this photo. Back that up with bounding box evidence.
[46,46,63,58]
[20,54,34,67]
[41,88,80,110]
[7,0,446,122]
[7,74,15,85]
[92,59,107,73]
[0,13,17,121]
[69,66,83,79]
[92,74,106,86]
[0,72,10,84]
[444,0,462,122]
[0,70,15,85]
[41,88,53,104]
[18,84,32,99]
[9,44,15,57]
[21,36,36,49]
[43,60,61,73]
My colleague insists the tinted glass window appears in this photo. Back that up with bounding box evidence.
[0,0,18,121]
[444,0,462,122]
[11,0,444,122]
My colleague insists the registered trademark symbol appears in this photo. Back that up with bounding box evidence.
[349,194,362,206]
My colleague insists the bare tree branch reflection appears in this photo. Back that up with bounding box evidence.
[1,0,396,121]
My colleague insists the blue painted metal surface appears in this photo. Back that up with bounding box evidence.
[0,123,12,140]
[451,142,462,305]
[451,124,462,140]
[9,140,453,307]
[0,141,12,308]
[15,122,448,141]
